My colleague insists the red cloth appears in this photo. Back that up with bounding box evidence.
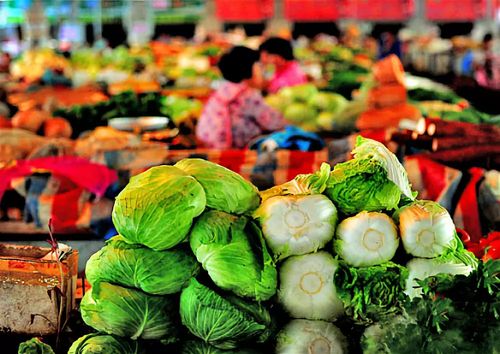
[0,156,118,201]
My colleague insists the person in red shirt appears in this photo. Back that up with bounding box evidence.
[259,37,307,94]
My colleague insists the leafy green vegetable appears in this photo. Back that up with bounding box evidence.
[254,194,337,260]
[112,165,206,251]
[180,340,258,354]
[334,262,409,324]
[396,200,457,258]
[189,211,277,301]
[17,338,54,354]
[175,159,260,215]
[68,333,144,354]
[179,278,272,349]
[80,282,178,341]
[363,260,500,354]
[278,252,344,320]
[334,211,399,267]
[276,319,348,354]
[85,235,199,295]
[259,163,331,202]
[405,256,476,299]
[325,137,415,215]
[407,87,464,104]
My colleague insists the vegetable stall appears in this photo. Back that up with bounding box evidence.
[10,138,499,354]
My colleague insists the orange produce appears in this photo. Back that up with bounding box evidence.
[11,109,50,132]
[368,84,407,109]
[43,117,72,138]
[372,54,405,85]
[356,103,421,130]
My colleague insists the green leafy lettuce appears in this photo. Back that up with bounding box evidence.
[85,235,199,295]
[325,136,415,215]
[175,159,260,215]
[80,282,178,341]
[17,338,54,354]
[189,211,277,301]
[68,333,144,354]
[181,340,259,354]
[112,165,206,251]
[334,261,409,324]
[362,260,500,354]
[180,278,272,349]
[259,163,331,202]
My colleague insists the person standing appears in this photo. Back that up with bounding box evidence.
[259,37,307,94]
[196,46,285,149]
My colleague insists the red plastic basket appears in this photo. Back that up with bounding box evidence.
[215,0,274,21]
[284,0,343,21]
[347,0,414,21]
[425,0,487,21]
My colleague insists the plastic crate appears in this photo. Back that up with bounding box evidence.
[425,0,486,21]
[348,0,414,21]
[215,0,274,21]
[284,0,343,21]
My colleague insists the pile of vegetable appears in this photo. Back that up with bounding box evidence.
[265,83,362,133]
[53,91,201,137]
[33,136,497,353]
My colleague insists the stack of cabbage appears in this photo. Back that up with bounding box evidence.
[72,159,277,353]
[72,137,478,354]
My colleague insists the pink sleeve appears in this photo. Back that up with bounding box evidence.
[196,96,232,149]
[249,91,285,131]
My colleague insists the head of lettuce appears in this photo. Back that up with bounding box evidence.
[112,165,207,251]
[325,136,415,215]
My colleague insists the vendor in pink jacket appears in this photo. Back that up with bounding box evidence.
[259,37,308,94]
[196,46,285,149]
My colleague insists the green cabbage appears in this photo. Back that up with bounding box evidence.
[276,319,348,354]
[68,333,144,354]
[112,165,206,251]
[189,211,277,301]
[325,136,415,215]
[334,262,409,324]
[181,340,259,354]
[180,278,272,349]
[85,236,199,295]
[175,159,260,215]
[80,282,178,341]
[17,338,54,354]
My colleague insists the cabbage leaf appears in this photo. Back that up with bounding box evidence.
[190,211,277,301]
[85,235,199,295]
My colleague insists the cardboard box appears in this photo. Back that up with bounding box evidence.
[0,243,78,335]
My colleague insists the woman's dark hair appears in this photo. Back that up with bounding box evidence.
[259,37,295,61]
[217,46,259,83]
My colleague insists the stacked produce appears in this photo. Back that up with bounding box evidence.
[265,83,360,133]
[67,136,497,353]
[356,55,421,130]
